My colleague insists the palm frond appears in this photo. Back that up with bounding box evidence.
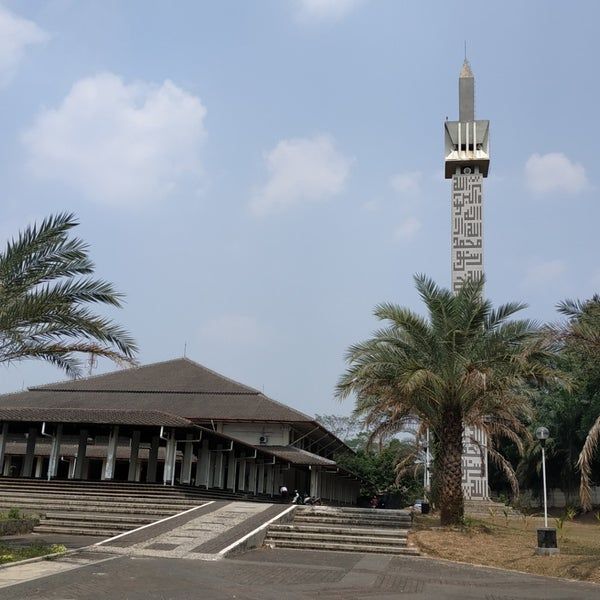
[577,415,600,512]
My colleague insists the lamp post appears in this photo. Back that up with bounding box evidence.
[535,426,558,555]
[421,429,431,515]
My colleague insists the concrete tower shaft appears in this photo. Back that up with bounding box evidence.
[445,59,491,501]
[459,59,475,122]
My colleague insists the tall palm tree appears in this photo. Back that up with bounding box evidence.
[336,275,556,526]
[0,213,137,377]
[557,296,600,511]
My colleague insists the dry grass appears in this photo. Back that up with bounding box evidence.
[410,513,600,584]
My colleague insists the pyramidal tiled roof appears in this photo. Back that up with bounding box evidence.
[0,358,314,423]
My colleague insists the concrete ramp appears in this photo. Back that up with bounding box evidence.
[93,501,291,560]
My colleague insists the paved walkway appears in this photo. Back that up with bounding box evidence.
[0,547,597,599]
[94,500,284,560]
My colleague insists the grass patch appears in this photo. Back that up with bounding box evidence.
[0,542,66,565]
[410,513,600,583]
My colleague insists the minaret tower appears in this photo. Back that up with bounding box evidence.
[444,59,491,501]
[445,59,490,292]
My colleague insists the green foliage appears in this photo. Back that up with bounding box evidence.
[337,274,557,525]
[314,414,368,450]
[0,542,65,565]
[335,438,422,505]
[7,508,21,520]
[0,213,137,376]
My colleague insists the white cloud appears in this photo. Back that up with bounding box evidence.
[22,73,207,207]
[251,134,352,216]
[525,153,588,195]
[199,314,265,347]
[295,0,364,22]
[390,171,422,195]
[523,259,567,287]
[394,216,421,242]
[0,5,48,86]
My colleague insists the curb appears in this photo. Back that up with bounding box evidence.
[0,542,95,571]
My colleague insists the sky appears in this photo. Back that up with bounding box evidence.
[0,0,599,418]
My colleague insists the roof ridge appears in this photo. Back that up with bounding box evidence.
[28,357,184,391]
[32,389,261,396]
[178,357,261,394]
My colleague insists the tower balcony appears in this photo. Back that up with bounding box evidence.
[444,120,490,178]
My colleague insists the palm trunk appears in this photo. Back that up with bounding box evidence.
[439,409,464,526]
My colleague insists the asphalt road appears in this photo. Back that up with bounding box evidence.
[0,547,598,599]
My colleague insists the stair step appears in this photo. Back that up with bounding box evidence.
[269,524,408,537]
[265,539,419,555]
[297,507,410,517]
[265,531,408,546]
[44,512,157,524]
[294,516,409,528]
[34,525,119,537]
[0,491,203,504]
[38,519,137,531]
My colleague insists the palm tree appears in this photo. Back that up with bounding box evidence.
[336,274,556,526]
[557,296,600,511]
[0,213,137,377]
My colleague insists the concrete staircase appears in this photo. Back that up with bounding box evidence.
[464,498,520,518]
[264,506,419,555]
[0,479,236,537]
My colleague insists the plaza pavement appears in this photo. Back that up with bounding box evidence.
[0,547,597,599]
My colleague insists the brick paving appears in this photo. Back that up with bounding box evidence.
[0,547,597,599]
[94,501,277,560]
[100,500,227,547]
[190,503,288,554]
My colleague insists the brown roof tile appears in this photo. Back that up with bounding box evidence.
[0,358,314,424]
[0,407,194,427]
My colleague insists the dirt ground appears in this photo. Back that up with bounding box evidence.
[411,513,600,583]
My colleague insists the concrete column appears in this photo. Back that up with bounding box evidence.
[67,457,76,479]
[237,458,247,492]
[47,423,63,480]
[195,440,210,487]
[248,462,257,495]
[0,423,9,475]
[163,434,177,485]
[147,435,159,483]
[181,433,194,485]
[128,430,141,482]
[226,448,236,490]
[73,429,88,480]
[103,426,119,481]
[2,457,12,476]
[21,427,37,477]
[34,456,43,478]
[257,462,265,494]
[266,464,274,497]
[214,447,225,489]
[310,467,320,498]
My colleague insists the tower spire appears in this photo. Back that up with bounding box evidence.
[459,58,475,121]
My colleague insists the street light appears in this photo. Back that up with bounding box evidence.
[535,426,558,555]
[535,427,549,527]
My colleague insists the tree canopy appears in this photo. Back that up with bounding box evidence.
[337,274,556,525]
[0,213,137,377]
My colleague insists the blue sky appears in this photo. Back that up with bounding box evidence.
[0,0,598,417]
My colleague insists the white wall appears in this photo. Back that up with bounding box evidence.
[220,422,290,446]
